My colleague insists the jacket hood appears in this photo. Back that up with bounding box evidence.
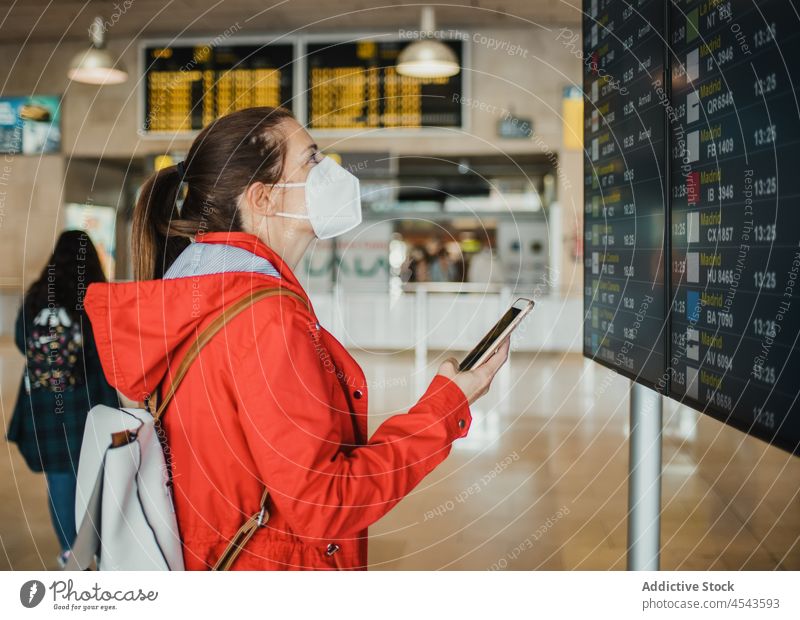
[84,232,312,402]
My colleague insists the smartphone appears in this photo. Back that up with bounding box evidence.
[458,298,534,372]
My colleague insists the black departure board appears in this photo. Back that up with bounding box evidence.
[669,0,800,454]
[142,43,294,133]
[582,0,669,390]
[305,39,463,129]
[584,0,800,454]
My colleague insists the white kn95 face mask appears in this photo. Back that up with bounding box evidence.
[273,156,362,239]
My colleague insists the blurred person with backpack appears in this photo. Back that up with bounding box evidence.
[6,230,118,568]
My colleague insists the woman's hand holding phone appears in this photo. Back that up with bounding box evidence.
[436,337,510,405]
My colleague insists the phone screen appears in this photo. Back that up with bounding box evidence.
[458,306,522,372]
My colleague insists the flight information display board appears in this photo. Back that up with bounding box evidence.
[305,39,463,129]
[669,0,800,454]
[142,43,294,133]
[582,0,669,390]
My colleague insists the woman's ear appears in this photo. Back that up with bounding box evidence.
[243,181,278,216]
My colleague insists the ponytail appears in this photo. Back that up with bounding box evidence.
[131,106,294,280]
[131,165,191,280]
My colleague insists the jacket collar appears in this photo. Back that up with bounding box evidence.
[83,231,318,402]
[193,231,303,290]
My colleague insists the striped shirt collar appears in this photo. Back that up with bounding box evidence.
[163,241,281,280]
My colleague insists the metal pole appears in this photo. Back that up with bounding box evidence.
[626,381,663,571]
[414,286,428,396]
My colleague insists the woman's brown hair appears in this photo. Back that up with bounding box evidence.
[132,106,295,280]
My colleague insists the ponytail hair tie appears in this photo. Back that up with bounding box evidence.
[174,161,187,214]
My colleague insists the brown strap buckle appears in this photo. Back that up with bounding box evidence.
[211,489,270,571]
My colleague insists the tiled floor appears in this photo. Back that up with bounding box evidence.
[1,344,797,570]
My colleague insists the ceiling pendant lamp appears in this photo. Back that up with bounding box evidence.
[68,16,128,85]
[396,7,460,78]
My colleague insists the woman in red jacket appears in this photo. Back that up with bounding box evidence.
[84,106,509,570]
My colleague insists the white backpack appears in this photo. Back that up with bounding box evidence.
[65,287,306,570]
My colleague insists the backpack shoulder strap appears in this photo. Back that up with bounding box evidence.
[152,285,310,571]
[150,286,309,423]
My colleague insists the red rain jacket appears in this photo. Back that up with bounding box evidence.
[84,231,472,570]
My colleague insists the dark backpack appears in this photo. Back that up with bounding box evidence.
[25,307,85,392]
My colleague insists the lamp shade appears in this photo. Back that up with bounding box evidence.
[67,16,128,85]
[396,39,460,78]
[396,7,460,78]
[68,47,128,85]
